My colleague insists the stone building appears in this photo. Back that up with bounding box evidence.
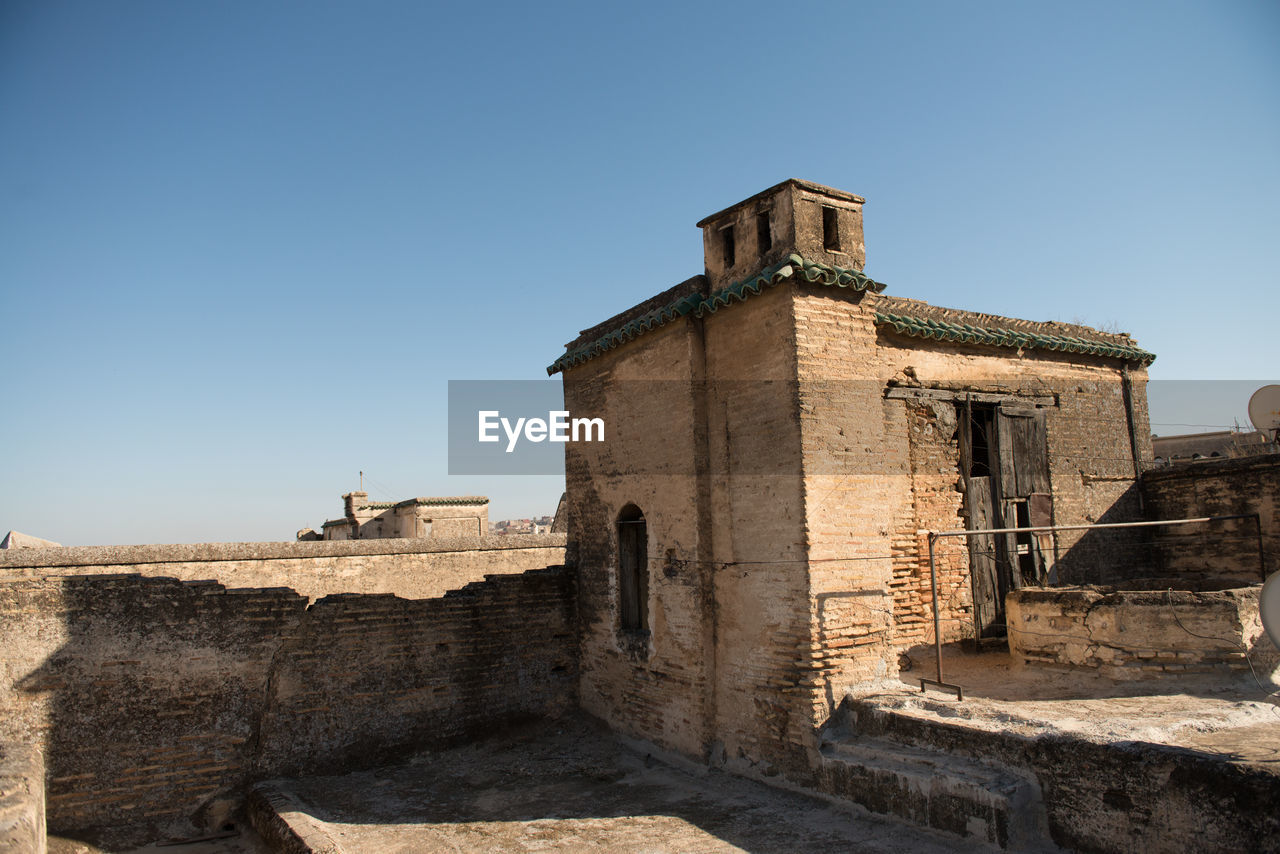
[299,492,489,541]
[548,179,1155,773]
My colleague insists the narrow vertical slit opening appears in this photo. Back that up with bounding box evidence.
[822,205,840,252]
[756,210,772,253]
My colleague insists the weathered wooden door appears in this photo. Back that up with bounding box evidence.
[960,402,1052,639]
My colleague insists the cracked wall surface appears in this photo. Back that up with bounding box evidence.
[1006,586,1279,682]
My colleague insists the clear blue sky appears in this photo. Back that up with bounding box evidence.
[2,1,1276,545]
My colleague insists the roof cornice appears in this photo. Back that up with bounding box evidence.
[547,255,883,374]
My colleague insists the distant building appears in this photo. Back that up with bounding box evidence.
[297,492,489,541]
[0,531,61,549]
[489,515,554,535]
[1151,430,1278,466]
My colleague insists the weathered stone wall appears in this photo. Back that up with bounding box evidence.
[0,535,565,602]
[702,287,810,774]
[1141,454,1279,585]
[0,568,575,847]
[562,277,1153,783]
[563,316,714,760]
[257,571,577,778]
[792,284,1152,732]
[837,695,1280,854]
[1007,586,1278,682]
[563,283,812,771]
[0,742,44,854]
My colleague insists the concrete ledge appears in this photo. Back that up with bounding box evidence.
[1006,585,1278,683]
[835,695,1280,853]
[246,786,343,854]
[0,534,566,570]
[0,743,45,854]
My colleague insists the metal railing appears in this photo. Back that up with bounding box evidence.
[921,513,1265,700]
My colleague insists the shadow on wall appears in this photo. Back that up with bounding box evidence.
[13,577,306,849]
[1051,481,1150,586]
[7,568,577,849]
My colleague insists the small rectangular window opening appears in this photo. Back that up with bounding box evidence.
[756,210,772,252]
[721,224,736,266]
[822,206,840,252]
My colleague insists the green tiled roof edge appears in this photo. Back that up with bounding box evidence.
[873,311,1156,364]
[547,254,884,374]
[358,497,490,510]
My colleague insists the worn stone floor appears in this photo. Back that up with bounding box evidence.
[48,832,272,854]
[249,716,974,854]
[884,644,1280,767]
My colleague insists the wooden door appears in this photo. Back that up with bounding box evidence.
[961,402,1052,639]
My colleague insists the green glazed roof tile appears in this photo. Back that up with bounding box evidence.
[548,255,884,374]
[873,310,1155,364]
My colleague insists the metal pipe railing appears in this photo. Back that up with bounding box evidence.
[921,512,1263,700]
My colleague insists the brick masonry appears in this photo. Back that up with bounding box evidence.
[558,181,1155,784]
[1141,454,1279,585]
[0,568,575,847]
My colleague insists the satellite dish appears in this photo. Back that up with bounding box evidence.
[1262,572,1280,649]
[1248,385,1280,434]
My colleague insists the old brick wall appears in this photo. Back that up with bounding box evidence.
[257,568,577,777]
[562,283,813,771]
[792,286,1152,732]
[563,317,715,759]
[0,568,575,847]
[0,576,307,846]
[0,535,565,602]
[792,286,911,740]
[1141,454,1279,584]
[701,286,810,773]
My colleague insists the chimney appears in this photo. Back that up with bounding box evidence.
[696,179,866,289]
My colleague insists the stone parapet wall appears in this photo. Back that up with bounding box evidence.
[1006,586,1277,681]
[1141,454,1279,584]
[0,535,566,602]
[0,568,575,847]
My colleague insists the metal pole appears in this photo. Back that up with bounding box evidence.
[1256,513,1267,583]
[920,532,962,700]
[931,534,941,685]
[930,513,1259,540]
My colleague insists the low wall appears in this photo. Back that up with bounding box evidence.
[0,568,576,848]
[1006,586,1278,682]
[1141,454,1279,585]
[0,742,44,854]
[838,697,1280,854]
[0,535,566,602]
